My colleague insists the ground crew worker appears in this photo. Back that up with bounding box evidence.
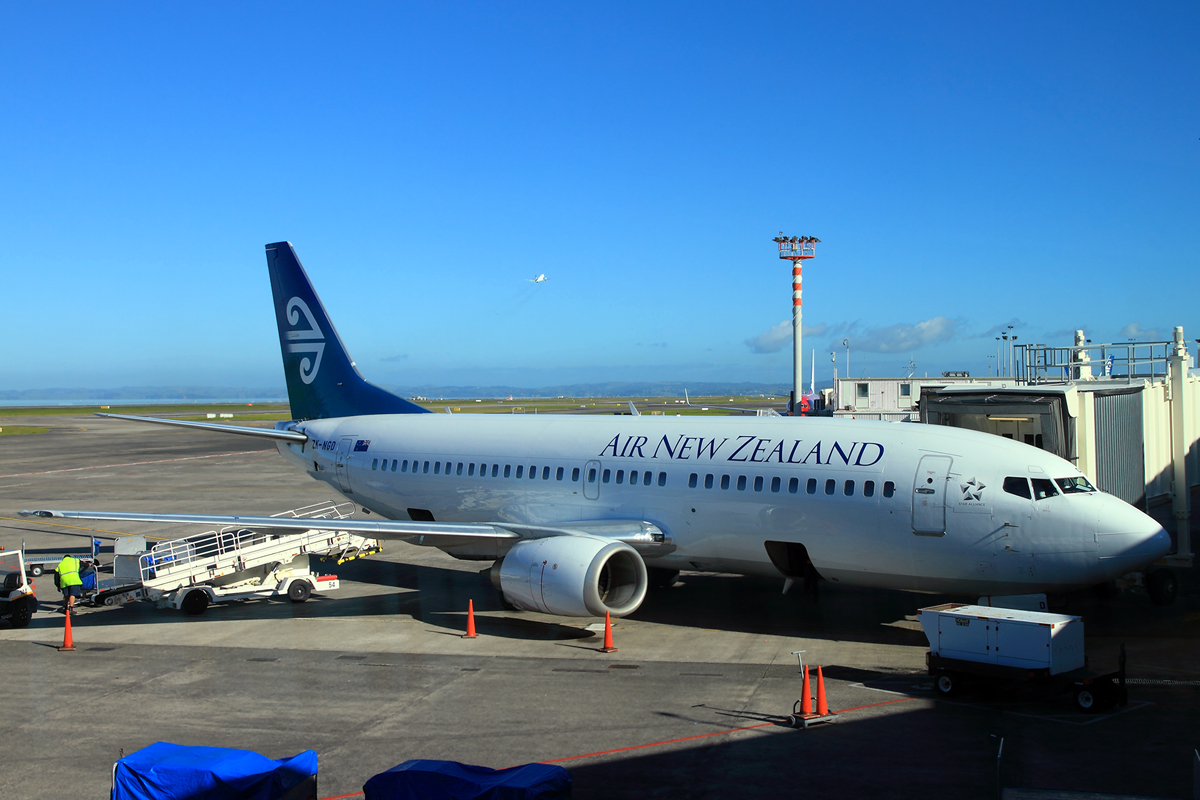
[55,554,84,614]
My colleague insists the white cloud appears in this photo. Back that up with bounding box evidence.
[1119,322,1161,340]
[381,353,409,362]
[744,321,844,354]
[849,316,960,353]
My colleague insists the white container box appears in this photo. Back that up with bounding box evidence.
[919,603,1084,675]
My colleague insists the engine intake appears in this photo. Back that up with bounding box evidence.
[490,534,648,617]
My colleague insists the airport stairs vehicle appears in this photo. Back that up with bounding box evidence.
[99,501,380,614]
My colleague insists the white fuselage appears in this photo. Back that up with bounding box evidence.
[276,414,1170,596]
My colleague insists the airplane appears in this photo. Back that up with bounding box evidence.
[527,274,549,283]
[22,242,1175,618]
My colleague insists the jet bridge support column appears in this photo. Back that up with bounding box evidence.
[1168,326,1192,564]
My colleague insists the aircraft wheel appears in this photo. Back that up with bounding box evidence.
[1147,569,1178,606]
[30,565,43,577]
[934,673,957,697]
[288,581,311,603]
[181,590,209,616]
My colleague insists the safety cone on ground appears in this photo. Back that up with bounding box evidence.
[462,599,478,639]
[800,664,812,715]
[58,607,76,652]
[598,611,618,653]
[816,665,829,716]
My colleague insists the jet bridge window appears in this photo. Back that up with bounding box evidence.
[806,478,817,495]
[1003,477,1032,499]
[657,471,666,486]
[863,480,875,497]
[689,473,698,488]
[883,481,895,498]
[788,477,798,494]
[824,479,835,495]
[1031,478,1058,500]
[844,480,855,496]
[571,467,580,481]
[704,474,714,489]
[753,476,764,492]
[771,476,781,492]
[720,475,730,490]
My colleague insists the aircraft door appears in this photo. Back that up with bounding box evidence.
[334,436,355,494]
[584,460,601,500]
[912,455,952,535]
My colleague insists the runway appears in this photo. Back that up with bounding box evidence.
[3,411,1199,798]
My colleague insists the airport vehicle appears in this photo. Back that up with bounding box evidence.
[921,603,1123,711]
[95,502,379,615]
[22,242,1174,619]
[20,536,101,577]
[0,550,37,628]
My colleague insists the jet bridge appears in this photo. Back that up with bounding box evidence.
[101,501,381,614]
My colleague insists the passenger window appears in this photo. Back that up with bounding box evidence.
[456,463,463,476]
[863,480,875,497]
[446,462,453,474]
[602,469,611,483]
[516,465,524,478]
[705,474,714,489]
[543,466,551,480]
[788,477,798,494]
[689,473,698,488]
[402,460,408,472]
[1003,477,1032,499]
[391,459,397,472]
[645,471,653,486]
[468,463,476,476]
[737,475,747,491]
[629,470,639,485]
[556,467,564,481]
[720,475,730,490]
[371,458,378,470]
[530,465,537,479]
[753,476,764,492]
[657,472,665,486]
[844,480,854,496]
[1031,478,1058,500]
[883,481,895,498]
[806,478,817,495]
[492,464,499,477]
[824,479,835,496]
[572,467,580,482]
[771,476,781,492]
[434,462,440,475]
[504,465,511,478]
[481,463,488,477]
[424,461,431,473]
[588,468,597,483]
[616,470,625,484]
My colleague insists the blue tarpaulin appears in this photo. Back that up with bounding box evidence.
[112,742,317,800]
[364,760,571,800]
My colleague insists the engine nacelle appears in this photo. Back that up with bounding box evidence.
[490,535,648,617]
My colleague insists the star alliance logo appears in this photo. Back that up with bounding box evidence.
[960,477,986,502]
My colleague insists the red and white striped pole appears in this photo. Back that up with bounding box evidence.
[775,235,818,414]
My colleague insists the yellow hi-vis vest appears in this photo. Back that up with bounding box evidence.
[56,555,83,587]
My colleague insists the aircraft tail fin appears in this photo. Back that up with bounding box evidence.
[265,242,430,420]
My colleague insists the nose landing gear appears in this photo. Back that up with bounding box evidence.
[1145,568,1178,606]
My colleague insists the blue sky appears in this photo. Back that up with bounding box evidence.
[2,2,1197,392]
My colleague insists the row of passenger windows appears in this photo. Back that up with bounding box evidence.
[685,473,895,498]
[371,457,585,483]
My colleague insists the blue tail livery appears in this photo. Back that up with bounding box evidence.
[265,242,429,420]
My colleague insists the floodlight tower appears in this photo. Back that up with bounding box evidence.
[773,233,819,412]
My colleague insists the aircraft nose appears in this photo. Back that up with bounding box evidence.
[1096,497,1172,579]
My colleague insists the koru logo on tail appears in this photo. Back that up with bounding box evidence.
[284,297,325,384]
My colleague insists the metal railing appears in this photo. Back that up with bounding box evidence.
[1018,340,1177,385]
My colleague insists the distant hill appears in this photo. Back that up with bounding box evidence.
[0,387,288,402]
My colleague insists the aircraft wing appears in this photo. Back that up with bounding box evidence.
[95,413,308,443]
[17,511,671,553]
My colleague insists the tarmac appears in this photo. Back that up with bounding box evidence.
[3,411,1200,799]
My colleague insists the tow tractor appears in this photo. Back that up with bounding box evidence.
[0,549,37,628]
[95,501,380,615]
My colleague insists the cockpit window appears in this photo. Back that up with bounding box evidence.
[1055,476,1095,494]
[1031,478,1058,500]
[1003,477,1032,499]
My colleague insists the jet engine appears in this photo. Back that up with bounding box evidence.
[489,534,648,617]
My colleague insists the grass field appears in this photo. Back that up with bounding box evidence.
[0,426,50,436]
[0,403,290,418]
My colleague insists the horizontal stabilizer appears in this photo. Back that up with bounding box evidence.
[95,413,308,443]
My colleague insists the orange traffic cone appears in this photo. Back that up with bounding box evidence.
[462,599,477,639]
[816,665,829,716]
[58,607,76,652]
[800,664,812,715]
[598,611,618,653]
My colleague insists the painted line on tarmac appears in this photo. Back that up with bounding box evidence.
[0,515,134,539]
[0,449,273,478]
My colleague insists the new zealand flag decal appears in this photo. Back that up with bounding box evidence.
[353,440,371,452]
